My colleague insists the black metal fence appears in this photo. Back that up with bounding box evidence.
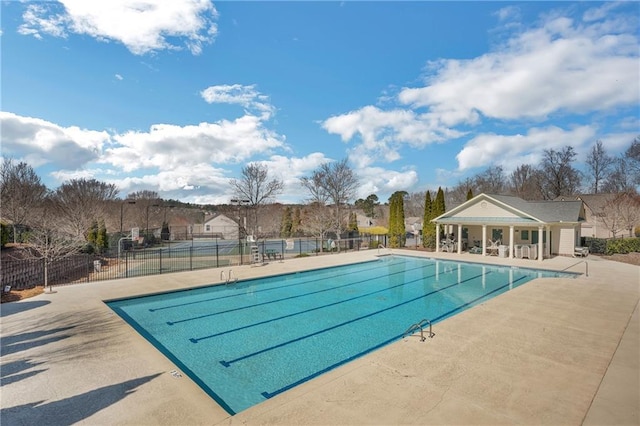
[1,236,387,292]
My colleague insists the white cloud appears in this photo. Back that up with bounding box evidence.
[456,125,597,172]
[494,5,521,22]
[201,84,275,118]
[321,6,638,178]
[104,115,285,172]
[322,105,465,168]
[0,111,108,169]
[1,111,286,196]
[18,0,218,55]
[115,73,123,80]
[356,167,419,200]
[398,14,638,123]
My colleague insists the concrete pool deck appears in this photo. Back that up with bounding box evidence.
[1,250,638,425]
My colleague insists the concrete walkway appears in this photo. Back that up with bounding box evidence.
[1,250,638,425]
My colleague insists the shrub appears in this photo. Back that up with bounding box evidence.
[584,237,606,254]
[605,237,640,255]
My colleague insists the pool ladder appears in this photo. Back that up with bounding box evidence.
[403,319,435,342]
[220,269,238,285]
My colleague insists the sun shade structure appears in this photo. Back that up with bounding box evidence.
[432,193,585,261]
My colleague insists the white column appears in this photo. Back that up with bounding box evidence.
[482,225,487,256]
[435,223,440,253]
[509,225,514,258]
[538,225,544,262]
[457,224,462,254]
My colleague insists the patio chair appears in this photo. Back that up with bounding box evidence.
[486,239,500,256]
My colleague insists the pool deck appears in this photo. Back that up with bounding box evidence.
[1,250,638,425]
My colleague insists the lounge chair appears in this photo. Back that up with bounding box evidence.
[574,246,589,257]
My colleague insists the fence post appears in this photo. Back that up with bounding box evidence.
[125,252,129,278]
[216,244,219,268]
[159,249,163,274]
[190,246,193,270]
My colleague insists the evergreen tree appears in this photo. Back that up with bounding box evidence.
[434,187,446,240]
[388,191,406,248]
[96,220,108,253]
[160,221,170,241]
[280,206,293,237]
[422,191,434,248]
[87,220,98,246]
[466,189,473,200]
[292,207,301,236]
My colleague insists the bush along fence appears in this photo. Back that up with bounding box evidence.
[582,237,640,255]
[1,236,380,292]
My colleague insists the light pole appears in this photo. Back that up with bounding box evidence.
[145,203,160,240]
[231,199,250,264]
[120,199,136,234]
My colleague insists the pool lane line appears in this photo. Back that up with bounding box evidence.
[149,258,406,313]
[260,274,528,400]
[168,262,434,326]
[106,305,238,416]
[218,271,489,367]
[189,267,441,343]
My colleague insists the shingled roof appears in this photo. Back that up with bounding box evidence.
[434,193,584,224]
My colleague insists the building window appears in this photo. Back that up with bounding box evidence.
[492,229,503,241]
[205,224,210,232]
[521,230,529,240]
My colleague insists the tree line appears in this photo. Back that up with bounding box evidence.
[2,138,639,258]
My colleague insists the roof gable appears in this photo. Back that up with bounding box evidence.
[434,193,584,224]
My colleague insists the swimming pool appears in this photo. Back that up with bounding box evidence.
[107,255,577,414]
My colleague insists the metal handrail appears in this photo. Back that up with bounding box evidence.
[226,269,238,285]
[377,244,392,256]
[562,260,588,277]
[403,318,435,341]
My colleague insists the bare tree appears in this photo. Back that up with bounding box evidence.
[53,178,119,240]
[128,190,162,236]
[625,136,640,186]
[230,163,284,236]
[21,196,85,291]
[301,158,358,246]
[602,157,635,193]
[585,140,614,194]
[508,164,543,200]
[538,146,582,199]
[449,178,477,205]
[615,191,640,237]
[404,192,426,218]
[0,158,48,243]
[474,166,506,195]
[300,202,334,243]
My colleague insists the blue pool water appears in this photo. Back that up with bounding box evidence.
[107,255,577,414]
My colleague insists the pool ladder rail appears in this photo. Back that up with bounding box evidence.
[403,319,435,342]
[220,269,238,285]
[377,244,392,256]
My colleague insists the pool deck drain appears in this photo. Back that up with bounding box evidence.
[1,250,638,425]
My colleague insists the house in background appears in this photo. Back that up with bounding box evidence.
[432,193,585,261]
[555,194,637,238]
[191,214,239,240]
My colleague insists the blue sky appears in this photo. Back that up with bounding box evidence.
[1,1,638,204]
